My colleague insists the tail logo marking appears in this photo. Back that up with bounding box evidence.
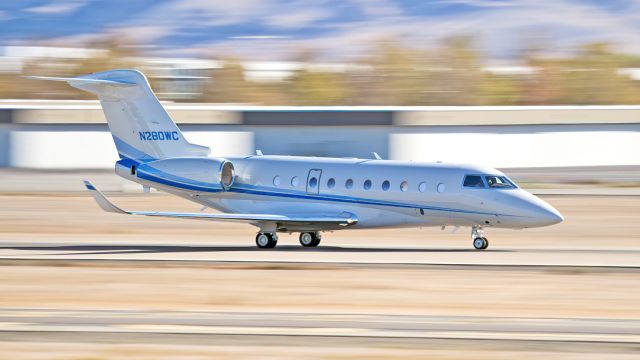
[139,131,179,141]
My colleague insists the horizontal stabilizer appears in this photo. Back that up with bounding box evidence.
[83,180,358,226]
[26,76,136,87]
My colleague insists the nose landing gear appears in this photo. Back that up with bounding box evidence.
[471,225,489,250]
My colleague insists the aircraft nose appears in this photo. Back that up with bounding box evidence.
[510,190,564,227]
[536,203,564,226]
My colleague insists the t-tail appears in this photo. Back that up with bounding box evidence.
[29,70,210,161]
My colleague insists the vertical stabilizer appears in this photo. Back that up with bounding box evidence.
[31,70,210,161]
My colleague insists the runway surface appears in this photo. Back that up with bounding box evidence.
[2,242,640,268]
[1,309,639,344]
[0,193,639,359]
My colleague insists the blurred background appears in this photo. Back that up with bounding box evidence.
[0,2,640,359]
[0,0,638,181]
[1,0,640,105]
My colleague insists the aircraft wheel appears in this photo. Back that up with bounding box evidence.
[299,232,321,247]
[473,237,488,250]
[256,232,277,249]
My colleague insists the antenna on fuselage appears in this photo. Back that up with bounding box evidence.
[256,150,264,156]
[372,152,382,160]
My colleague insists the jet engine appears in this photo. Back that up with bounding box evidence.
[134,157,235,191]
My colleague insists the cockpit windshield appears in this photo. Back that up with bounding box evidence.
[485,175,516,189]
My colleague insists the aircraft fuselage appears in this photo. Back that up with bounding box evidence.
[116,154,563,232]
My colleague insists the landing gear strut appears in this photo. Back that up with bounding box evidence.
[256,232,278,249]
[471,225,489,250]
[299,232,321,247]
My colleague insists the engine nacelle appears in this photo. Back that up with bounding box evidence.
[135,157,235,191]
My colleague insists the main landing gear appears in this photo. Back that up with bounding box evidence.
[299,232,321,247]
[255,231,322,249]
[255,232,278,249]
[472,225,489,250]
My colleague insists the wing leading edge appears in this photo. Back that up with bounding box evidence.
[82,180,358,226]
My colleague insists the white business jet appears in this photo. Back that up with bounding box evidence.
[32,70,563,250]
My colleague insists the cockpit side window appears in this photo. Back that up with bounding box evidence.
[463,175,485,188]
[485,175,516,189]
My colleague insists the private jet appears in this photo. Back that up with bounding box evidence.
[32,70,563,250]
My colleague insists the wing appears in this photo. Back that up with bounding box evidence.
[83,180,358,228]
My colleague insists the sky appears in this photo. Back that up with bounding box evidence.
[1,0,640,61]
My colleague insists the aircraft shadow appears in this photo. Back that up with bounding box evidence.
[0,244,511,255]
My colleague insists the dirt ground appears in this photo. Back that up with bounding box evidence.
[0,194,639,359]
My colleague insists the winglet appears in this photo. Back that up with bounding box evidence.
[83,180,128,214]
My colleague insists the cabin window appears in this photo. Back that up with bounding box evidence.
[382,180,390,191]
[273,176,281,187]
[400,181,409,192]
[309,177,318,189]
[327,178,336,189]
[291,176,300,187]
[418,182,427,192]
[463,175,485,188]
[485,175,516,189]
[437,183,446,193]
[345,179,354,189]
[363,179,372,190]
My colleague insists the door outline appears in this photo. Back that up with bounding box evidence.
[306,169,322,194]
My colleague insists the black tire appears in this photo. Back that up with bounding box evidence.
[311,237,321,247]
[256,233,277,249]
[481,237,489,250]
[473,237,485,250]
[299,232,321,247]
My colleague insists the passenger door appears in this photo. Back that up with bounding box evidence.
[306,169,322,194]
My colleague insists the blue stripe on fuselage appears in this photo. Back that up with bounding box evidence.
[226,185,503,216]
[113,145,508,217]
[126,165,505,216]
